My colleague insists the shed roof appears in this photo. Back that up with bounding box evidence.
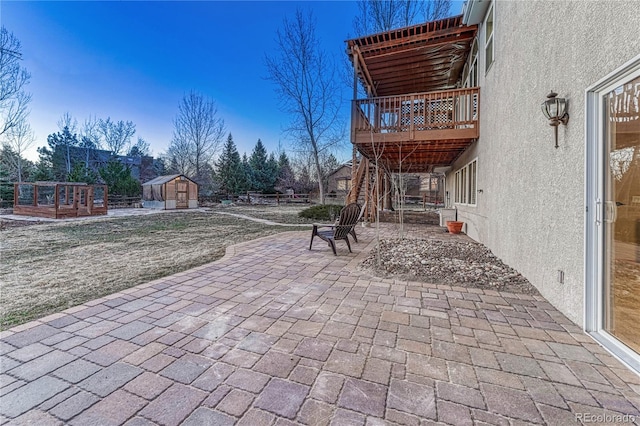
[142,174,195,186]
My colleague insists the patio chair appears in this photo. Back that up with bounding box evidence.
[348,200,367,243]
[309,203,361,255]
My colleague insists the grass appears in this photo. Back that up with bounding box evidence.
[210,203,319,224]
[0,207,306,329]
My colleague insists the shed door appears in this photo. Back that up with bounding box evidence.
[176,181,188,209]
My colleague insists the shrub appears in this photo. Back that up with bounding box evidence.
[298,204,343,221]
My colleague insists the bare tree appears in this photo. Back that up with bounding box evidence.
[350,0,450,97]
[353,0,451,36]
[424,0,451,21]
[353,0,421,35]
[266,9,344,204]
[166,136,193,176]
[81,115,101,147]
[79,115,101,169]
[49,112,80,177]
[0,27,31,138]
[57,112,78,134]
[98,117,136,155]
[128,137,150,157]
[170,91,225,181]
[389,141,420,238]
[3,119,34,182]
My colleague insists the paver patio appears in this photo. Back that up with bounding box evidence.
[1,223,639,425]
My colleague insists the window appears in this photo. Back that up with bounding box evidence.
[454,159,478,206]
[337,178,351,191]
[484,4,494,73]
[463,40,478,88]
[430,177,439,191]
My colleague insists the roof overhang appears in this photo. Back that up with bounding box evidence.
[346,15,478,97]
[462,0,492,25]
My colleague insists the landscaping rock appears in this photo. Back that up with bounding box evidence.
[360,238,539,295]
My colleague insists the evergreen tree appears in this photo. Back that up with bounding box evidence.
[0,152,13,205]
[30,158,54,182]
[196,162,218,196]
[99,158,141,196]
[153,157,168,177]
[276,151,296,191]
[67,163,98,184]
[241,153,252,192]
[39,126,80,180]
[248,139,270,192]
[265,152,279,193]
[127,137,150,157]
[215,134,245,197]
[296,165,315,194]
[0,144,34,183]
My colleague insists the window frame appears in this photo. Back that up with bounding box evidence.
[484,3,495,74]
[585,55,640,374]
[463,39,479,88]
[336,178,351,192]
[454,158,478,207]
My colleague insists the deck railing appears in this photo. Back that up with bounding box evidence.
[352,87,480,139]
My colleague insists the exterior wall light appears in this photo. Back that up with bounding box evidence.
[541,91,569,148]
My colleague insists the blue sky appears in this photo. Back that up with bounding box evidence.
[2,1,462,162]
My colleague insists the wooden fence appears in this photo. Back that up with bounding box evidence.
[108,196,142,209]
[234,193,311,205]
[199,193,312,206]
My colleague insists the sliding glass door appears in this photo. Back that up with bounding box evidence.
[603,73,640,354]
[587,57,640,373]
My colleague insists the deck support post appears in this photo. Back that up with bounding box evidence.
[364,159,370,221]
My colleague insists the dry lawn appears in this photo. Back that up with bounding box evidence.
[0,207,310,329]
[210,203,320,224]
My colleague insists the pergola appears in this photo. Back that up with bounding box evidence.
[348,15,477,97]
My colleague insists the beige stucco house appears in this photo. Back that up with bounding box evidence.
[347,1,640,373]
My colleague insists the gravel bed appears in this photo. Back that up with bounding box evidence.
[361,238,539,295]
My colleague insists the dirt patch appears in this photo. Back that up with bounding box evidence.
[0,210,301,329]
[361,238,540,295]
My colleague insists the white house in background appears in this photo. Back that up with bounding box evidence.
[346,1,640,373]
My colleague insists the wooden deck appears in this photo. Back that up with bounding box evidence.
[352,87,479,172]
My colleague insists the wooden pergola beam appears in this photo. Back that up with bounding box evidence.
[347,15,477,97]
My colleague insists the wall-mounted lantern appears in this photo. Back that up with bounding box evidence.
[541,91,569,148]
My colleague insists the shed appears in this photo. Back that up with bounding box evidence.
[142,174,198,209]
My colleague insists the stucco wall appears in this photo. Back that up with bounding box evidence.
[446,1,640,325]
